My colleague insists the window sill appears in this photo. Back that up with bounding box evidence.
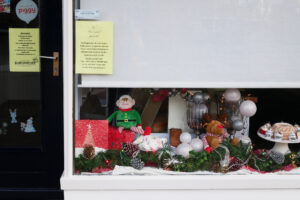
[61,174,300,190]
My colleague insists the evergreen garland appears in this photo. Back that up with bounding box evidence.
[75,141,300,173]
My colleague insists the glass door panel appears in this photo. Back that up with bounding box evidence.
[0,0,40,147]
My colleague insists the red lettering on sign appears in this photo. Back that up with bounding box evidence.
[18,8,36,14]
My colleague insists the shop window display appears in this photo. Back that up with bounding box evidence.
[74,88,300,175]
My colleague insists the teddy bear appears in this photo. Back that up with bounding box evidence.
[202,120,229,153]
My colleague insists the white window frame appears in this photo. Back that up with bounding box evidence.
[61,0,300,199]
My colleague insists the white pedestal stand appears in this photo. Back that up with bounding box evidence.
[257,132,300,155]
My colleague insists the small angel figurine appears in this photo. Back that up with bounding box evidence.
[9,109,17,124]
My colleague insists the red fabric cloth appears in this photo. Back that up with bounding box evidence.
[109,126,135,149]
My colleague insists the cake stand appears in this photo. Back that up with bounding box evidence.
[257,131,300,155]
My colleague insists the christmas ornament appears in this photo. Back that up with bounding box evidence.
[187,101,208,136]
[269,151,285,165]
[212,162,221,173]
[192,92,205,104]
[152,89,169,102]
[228,157,244,171]
[195,104,209,118]
[232,119,244,131]
[107,95,144,134]
[9,108,17,124]
[230,115,241,122]
[259,123,271,134]
[122,142,140,157]
[231,138,240,146]
[203,93,210,102]
[289,132,297,141]
[176,143,192,158]
[180,132,192,144]
[224,89,241,102]
[83,144,95,160]
[218,145,230,171]
[24,117,36,133]
[133,128,167,152]
[130,158,144,170]
[239,134,251,145]
[239,100,257,117]
[190,138,203,152]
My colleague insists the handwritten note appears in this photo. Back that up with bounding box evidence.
[9,28,40,72]
[76,21,114,74]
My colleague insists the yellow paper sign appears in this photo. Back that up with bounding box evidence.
[9,28,40,72]
[76,21,114,74]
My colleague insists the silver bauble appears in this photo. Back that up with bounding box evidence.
[224,89,241,102]
[232,120,244,131]
[203,93,210,102]
[192,92,205,104]
[231,115,242,122]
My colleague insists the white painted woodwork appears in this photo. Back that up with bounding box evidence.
[62,0,300,199]
[168,95,192,132]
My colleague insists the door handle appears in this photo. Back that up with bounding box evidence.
[40,52,59,77]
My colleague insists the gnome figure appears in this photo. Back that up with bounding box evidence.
[107,95,144,134]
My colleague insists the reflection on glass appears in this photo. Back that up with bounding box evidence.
[0,30,41,147]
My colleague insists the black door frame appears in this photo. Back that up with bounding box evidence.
[0,0,64,199]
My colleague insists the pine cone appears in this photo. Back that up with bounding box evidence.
[122,142,139,157]
[83,144,95,160]
[228,157,244,171]
[130,158,144,170]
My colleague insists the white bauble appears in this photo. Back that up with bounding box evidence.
[176,143,192,158]
[240,100,257,117]
[224,89,241,102]
[190,138,204,152]
[180,132,192,144]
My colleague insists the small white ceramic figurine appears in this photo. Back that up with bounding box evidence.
[274,130,283,140]
[24,117,36,133]
[289,132,297,141]
[265,129,273,138]
[9,109,17,124]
